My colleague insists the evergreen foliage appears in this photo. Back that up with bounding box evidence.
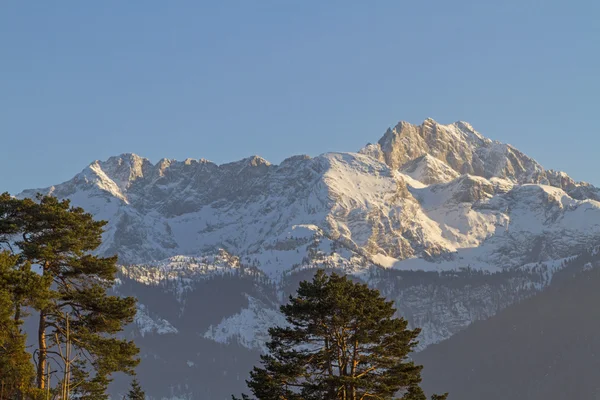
[0,251,40,399]
[126,378,145,400]
[0,193,140,399]
[236,270,447,400]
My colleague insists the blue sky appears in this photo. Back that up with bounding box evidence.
[1,1,598,194]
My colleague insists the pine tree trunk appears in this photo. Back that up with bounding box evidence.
[36,311,47,389]
[14,303,20,326]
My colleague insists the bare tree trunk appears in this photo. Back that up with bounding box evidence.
[65,314,71,400]
[351,338,359,400]
[37,311,47,389]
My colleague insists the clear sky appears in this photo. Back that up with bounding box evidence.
[1,0,598,194]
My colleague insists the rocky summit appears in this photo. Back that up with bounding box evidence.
[18,119,600,399]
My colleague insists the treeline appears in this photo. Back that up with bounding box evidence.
[0,193,142,400]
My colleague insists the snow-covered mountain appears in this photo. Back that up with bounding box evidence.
[18,118,600,399]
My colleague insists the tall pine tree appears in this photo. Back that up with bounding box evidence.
[236,270,447,400]
[0,193,140,399]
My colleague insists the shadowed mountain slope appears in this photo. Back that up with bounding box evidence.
[415,252,600,400]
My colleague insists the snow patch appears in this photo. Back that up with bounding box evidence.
[135,304,179,337]
[203,295,287,352]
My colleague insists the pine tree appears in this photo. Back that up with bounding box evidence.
[0,251,39,400]
[0,193,140,398]
[126,378,145,400]
[236,270,447,400]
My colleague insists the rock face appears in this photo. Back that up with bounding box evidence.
[361,119,598,194]
[399,154,460,185]
[18,118,600,399]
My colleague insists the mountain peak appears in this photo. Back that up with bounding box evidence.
[218,156,272,175]
[246,155,271,167]
[360,119,551,186]
[105,152,146,162]
[93,153,153,192]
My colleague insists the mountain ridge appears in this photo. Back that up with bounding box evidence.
[24,118,595,203]
[18,119,600,271]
